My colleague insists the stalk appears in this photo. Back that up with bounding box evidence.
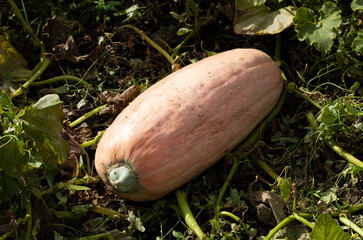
[81,131,105,148]
[7,0,44,53]
[69,104,107,128]
[92,206,118,217]
[293,213,314,229]
[176,190,206,240]
[264,214,313,240]
[339,216,363,238]
[40,176,99,196]
[254,158,281,182]
[119,25,173,65]
[173,29,195,55]
[10,58,51,99]
[287,82,323,110]
[216,158,239,211]
[31,75,90,86]
[0,197,32,240]
[220,211,241,222]
[306,112,363,168]
[264,215,296,240]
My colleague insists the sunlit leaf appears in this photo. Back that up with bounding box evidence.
[234,0,296,35]
[19,94,69,164]
[177,27,192,36]
[351,30,363,55]
[172,230,185,239]
[248,0,267,6]
[65,184,91,191]
[351,0,363,11]
[311,214,350,240]
[293,2,342,53]
[279,177,292,201]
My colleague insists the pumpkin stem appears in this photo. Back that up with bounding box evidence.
[109,166,134,192]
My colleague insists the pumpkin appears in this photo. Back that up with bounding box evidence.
[95,48,283,201]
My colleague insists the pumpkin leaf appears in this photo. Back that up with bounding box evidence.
[0,135,26,178]
[249,0,267,6]
[0,35,32,92]
[293,2,342,53]
[351,29,363,55]
[18,94,69,165]
[234,0,296,35]
[279,177,292,201]
[310,214,350,240]
[351,0,363,11]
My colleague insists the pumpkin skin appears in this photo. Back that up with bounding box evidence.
[95,48,283,201]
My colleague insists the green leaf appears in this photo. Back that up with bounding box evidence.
[234,0,296,35]
[351,30,363,55]
[279,177,292,201]
[317,101,344,126]
[0,35,32,92]
[311,214,350,240]
[56,192,68,205]
[65,184,91,191]
[351,0,363,11]
[172,230,185,239]
[293,2,342,53]
[0,135,26,178]
[177,27,192,36]
[249,0,267,6]
[19,94,69,164]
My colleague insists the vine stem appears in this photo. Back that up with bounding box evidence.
[10,58,51,99]
[287,82,323,110]
[306,112,363,168]
[31,75,90,86]
[7,0,44,54]
[0,197,32,240]
[81,130,105,148]
[264,214,313,240]
[254,158,281,182]
[220,211,241,222]
[118,25,173,65]
[339,216,363,237]
[176,190,206,240]
[69,104,107,128]
[216,158,239,211]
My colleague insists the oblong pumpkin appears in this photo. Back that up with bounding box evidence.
[95,48,283,201]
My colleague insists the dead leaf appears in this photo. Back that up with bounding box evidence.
[58,129,83,178]
[99,85,141,119]
[53,35,89,63]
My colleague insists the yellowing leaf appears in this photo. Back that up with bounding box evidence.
[234,0,296,35]
[19,94,69,164]
[0,35,32,91]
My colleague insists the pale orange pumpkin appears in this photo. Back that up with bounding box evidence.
[95,48,283,201]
